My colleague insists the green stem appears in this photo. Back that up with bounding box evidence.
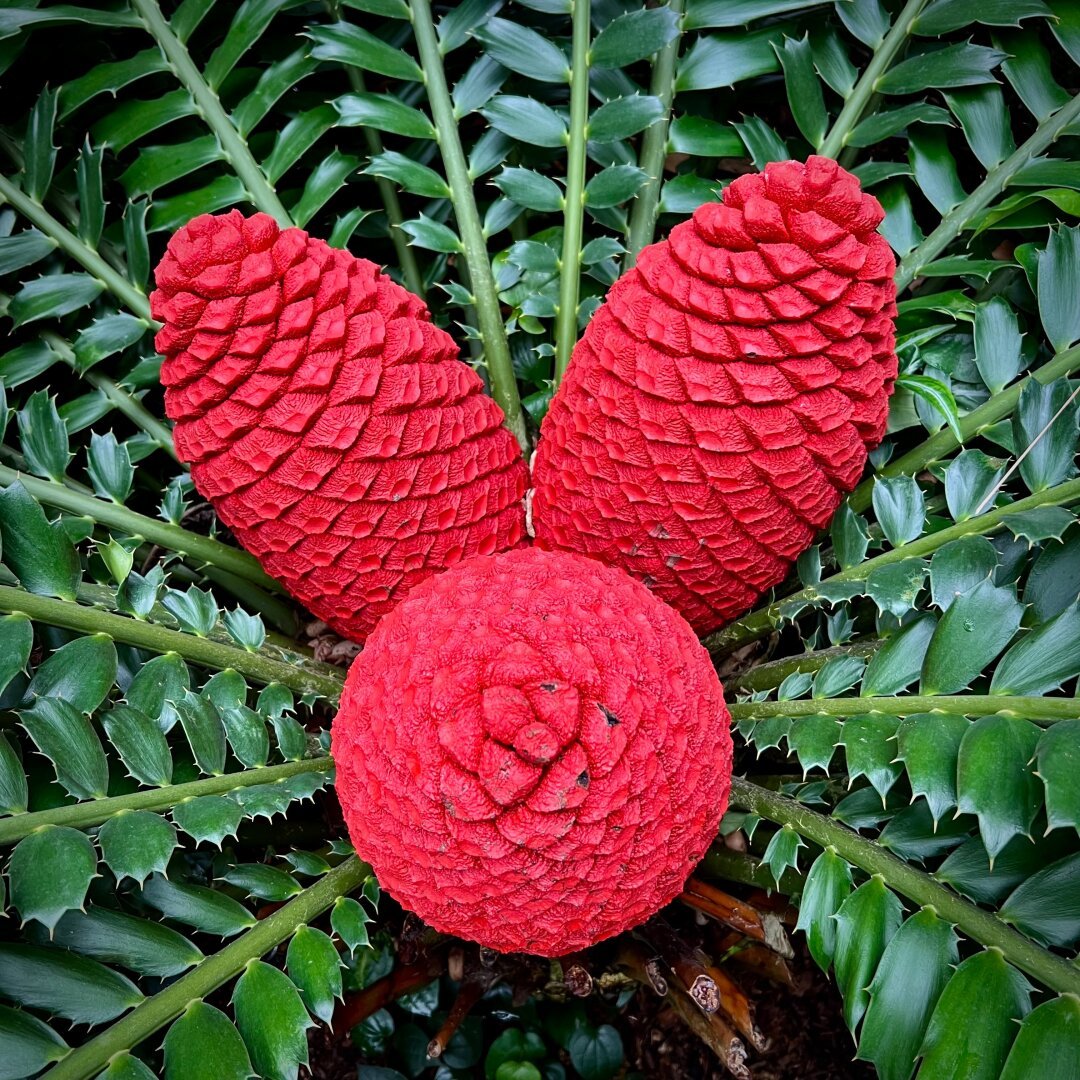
[0,174,152,320]
[699,846,804,894]
[849,343,1080,513]
[896,91,1080,292]
[342,65,425,297]
[409,0,528,453]
[0,565,312,665]
[726,640,882,694]
[554,0,591,386]
[0,585,345,700]
[0,463,282,594]
[43,855,369,1080]
[130,0,292,227]
[0,758,333,845]
[729,695,1080,724]
[818,0,930,159]
[707,477,1080,654]
[624,0,685,269]
[730,778,1080,997]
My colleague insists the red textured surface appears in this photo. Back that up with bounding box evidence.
[332,546,733,956]
[151,211,527,642]
[531,156,897,634]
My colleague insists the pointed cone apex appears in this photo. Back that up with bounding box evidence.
[152,210,528,642]
[531,156,897,635]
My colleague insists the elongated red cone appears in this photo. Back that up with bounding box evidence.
[531,156,897,634]
[152,211,527,642]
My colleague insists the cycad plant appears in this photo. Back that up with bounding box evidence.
[1,1,1079,1079]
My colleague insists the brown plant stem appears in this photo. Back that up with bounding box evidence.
[680,877,793,959]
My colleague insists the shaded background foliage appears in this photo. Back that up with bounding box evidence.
[0,0,1079,1078]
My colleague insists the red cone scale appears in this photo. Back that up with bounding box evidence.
[332,546,733,955]
[531,156,897,634]
[152,211,527,642]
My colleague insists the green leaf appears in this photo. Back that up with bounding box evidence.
[921,579,1023,694]
[917,0,1052,34]
[25,632,117,714]
[1023,526,1080,622]
[866,558,928,618]
[857,908,959,1080]
[877,43,1007,94]
[762,823,805,887]
[591,7,679,67]
[494,167,563,212]
[176,691,227,775]
[0,731,27,816]
[0,482,80,599]
[839,715,902,799]
[787,715,841,775]
[956,715,1042,859]
[567,1024,623,1080]
[103,704,173,787]
[127,653,190,729]
[331,91,434,141]
[775,35,827,148]
[96,1052,158,1080]
[8,826,97,932]
[873,476,925,548]
[918,949,1032,1079]
[833,876,903,1032]
[8,272,104,327]
[51,905,203,977]
[173,794,244,846]
[0,229,56,275]
[0,1004,68,1080]
[894,713,969,823]
[848,103,954,148]
[472,19,568,83]
[164,1002,254,1080]
[363,152,449,198]
[991,602,1080,695]
[305,21,422,80]
[291,150,359,229]
[832,503,871,570]
[233,959,314,1080]
[1036,721,1080,833]
[589,96,665,142]
[584,165,648,209]
[999,995,1080,1079]
[668,115,744,157]
[1001,506,1075,544]
[0,613,33,704]
[331,895,372,954]
[1011,378,1079,494]
[935,830,1076,904]
[223,863,302,902]
[946,85,1016,168]
[943,450,1006,521]
[795,848,852,970]
[862,613,937,697]
[973,297,1023,394]
[20,697,109,800]
[929,535,998,612]
[141,874,256,937]
[25,86,58,201]
[0,943,142,1025]
[894,375,962,440]
[909,126,966,214]
[221,705,270,768]
[287,925,342,1024]
[812,656,866,697]
[99,810,177,885]
[481,96,566,148]
[17,392,69,485]
[677,28,783,91]
[999,852,1080,946]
